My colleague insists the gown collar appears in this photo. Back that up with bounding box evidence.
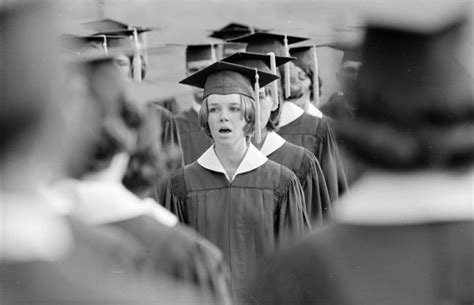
[278,101,305,127]
[260,131,286,156]
[306,102,323,118]
[197,143,268,182]
[56,179,177,226]
[334,168,474,225]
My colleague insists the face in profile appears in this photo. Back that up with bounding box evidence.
[187,59,214,104]
[207,94,247,146]
[113,54,132,79]
[289,63,311,101]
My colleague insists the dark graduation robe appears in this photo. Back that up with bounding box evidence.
[175,106,213,165]
[1,193,213,304]
[251,170,474,305]
[162,144,310,301]
[277,101,349,202]
[108,216,233,304]
[57,179,231,304]
[260,131,331,225]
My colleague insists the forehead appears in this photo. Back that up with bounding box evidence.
[207,93,241,105]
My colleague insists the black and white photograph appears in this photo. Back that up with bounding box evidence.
[1,0,473,304]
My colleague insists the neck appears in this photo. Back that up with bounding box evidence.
[214,138,248,177]
[83,152,130,183]
[251,128,269,150]
[292,91,311,111]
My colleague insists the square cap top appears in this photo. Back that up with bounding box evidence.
[209,22,268,40]
[180,61,279,100]
[222,52,295,73]
[228,32,309,56]
[57,33,132,51]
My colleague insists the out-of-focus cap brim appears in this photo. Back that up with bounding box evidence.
[222,52,295,67]
[228,32,309,44]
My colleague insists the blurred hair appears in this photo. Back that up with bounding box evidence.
[198,94,255,140]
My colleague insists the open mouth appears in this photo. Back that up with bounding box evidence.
[218,127,232,134]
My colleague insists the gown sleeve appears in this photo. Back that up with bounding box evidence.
[316,118,349,203]
[274,171,311,247]
[299,150,332,226]
[161,168,188,224]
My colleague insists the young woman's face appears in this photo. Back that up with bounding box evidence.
[207,94,247,146]
[289,63,311,99]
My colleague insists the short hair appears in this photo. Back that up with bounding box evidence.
[198,94,255,140]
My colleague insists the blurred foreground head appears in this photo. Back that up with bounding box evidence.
[337,12,474,170]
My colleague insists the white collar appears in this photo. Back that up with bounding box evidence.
[279,101,305,127]
[306,103,323,118]
[0,191,73,262]
[192,100,202,114]
[197,144,267,182]
[260,131,286,156]
[142,198,178,227]
[334,168,474,225]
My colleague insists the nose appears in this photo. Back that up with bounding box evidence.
[219,108,230,122]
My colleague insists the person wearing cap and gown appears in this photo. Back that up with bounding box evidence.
[230,32,349,203]
[289,45,324,118]
[319,41,362,119]
[250,14,474,305]
[162,61,310,301]
[54,47,232,304]
[174,44,217,165]
[222,52,332,224]
[0,5,214,304]
[209,22,268,58]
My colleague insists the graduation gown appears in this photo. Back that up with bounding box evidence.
[260,131,332,225]
[1,192,213,304]
[175,106,213,165]
[277,101,349,202]
[252,169,474,305]
[162,144,310,300]
[57,179,231,303]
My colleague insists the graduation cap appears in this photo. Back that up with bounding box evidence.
[229,32,309,98]
[185,44,219,63]
[209,22,269,40]
[290,45,321,104]
[222,52,295,105]
[57,33,132,55]
[319,41,362,64]
[180,61,279,142]
[336,14,473,169]
[82,19,158,82]
[221,42,247,58]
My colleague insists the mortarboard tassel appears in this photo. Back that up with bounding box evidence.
[267,52,279,107]
[132,28,142,82]
[211,44,217,62]
[254,68,262,143]
[101,35,108,54]
[312,45,320,106]
[283,34,291,99]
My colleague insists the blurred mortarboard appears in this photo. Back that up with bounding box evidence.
[81,18,157,35]
[336,10,474,169]
[180,61,279,142]
[229,32,309,56]
[57,33,132,54]
[229,32,309,98]
[290,45,322,104]
[185,44,219,63]
[318,41,362,63]
[209,22,269,40]
[221,42,247,58]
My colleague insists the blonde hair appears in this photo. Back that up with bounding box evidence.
[198,94,255,140]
